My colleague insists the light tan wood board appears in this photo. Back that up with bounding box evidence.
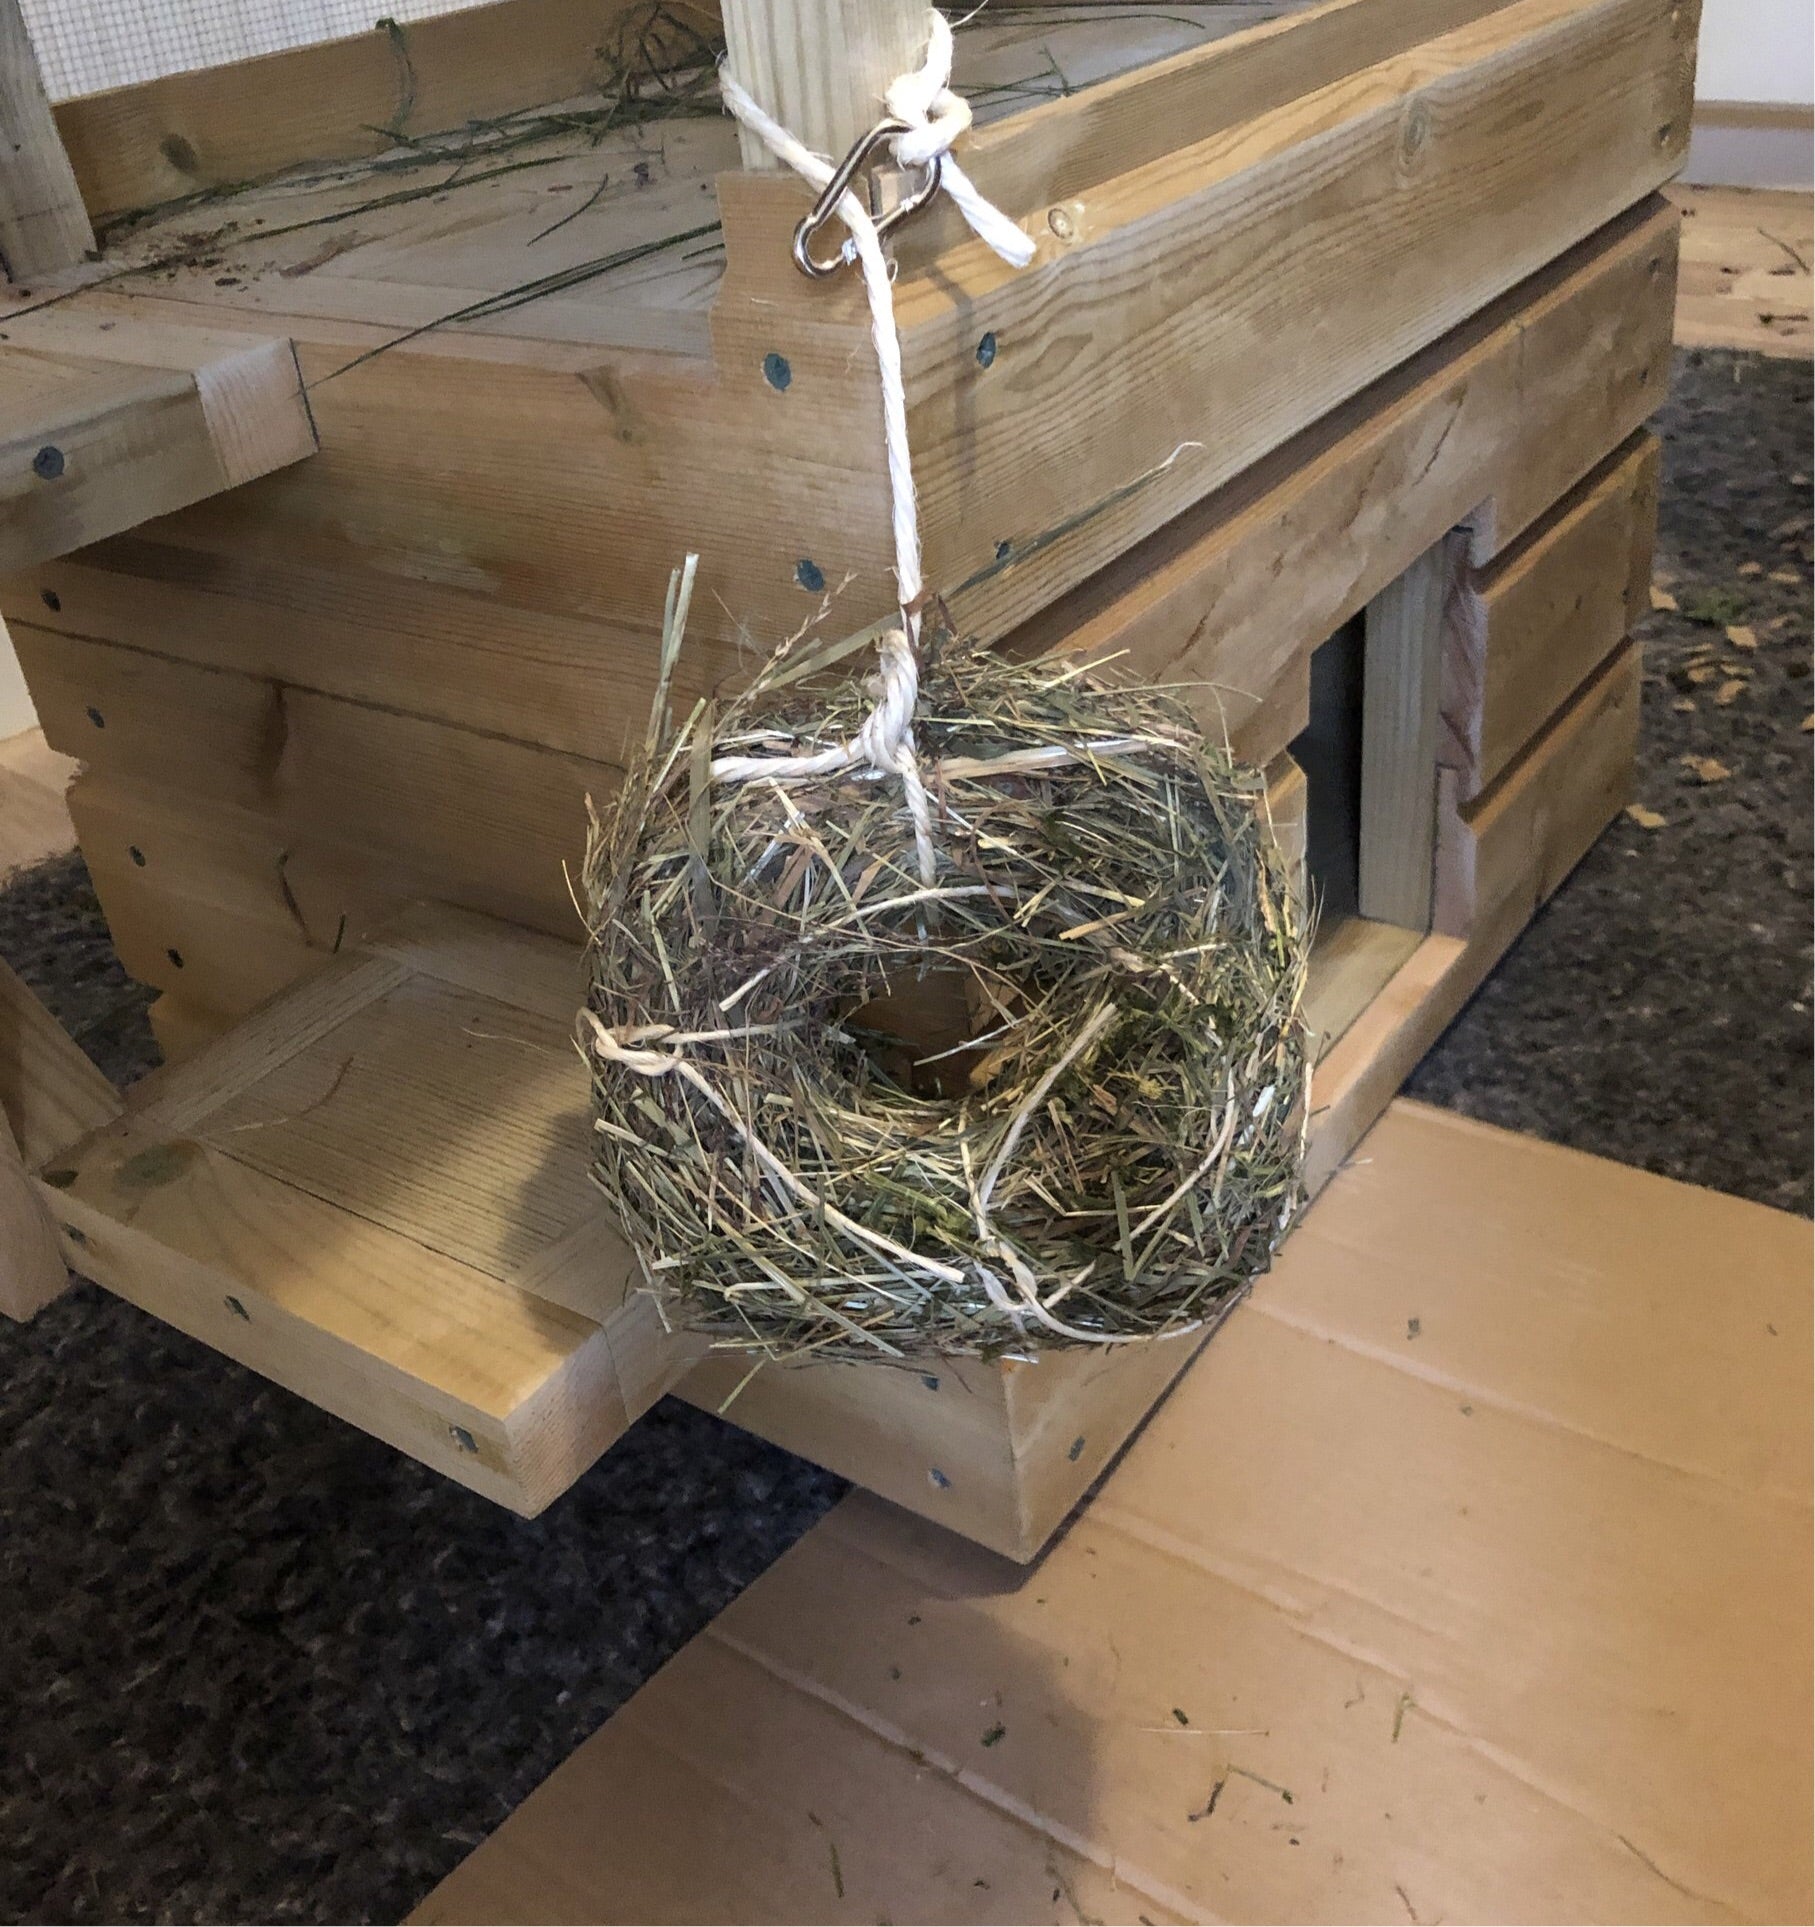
[0,325,315,575]
[0,726,76,876]
[415,1096,1813,1927]
[37,908,697,1512]
[1442,430,1658,799]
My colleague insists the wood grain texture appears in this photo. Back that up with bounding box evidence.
[1,1105,68,1319]
[1,2,1689,720]
[0,952,120,1167]
[14,625,610,935]
[1002,200,1679,760]
[0,0,92,280]
[0,329,313,574]
[1358,542,1451,930]
[67,769,406,1025]
[47,912,689,1513]
[0,725,76,877]
[1306,640,1640,1192]
[52,0,722,224]
[1442,433,1658,798]
[720,0,924,170]
[891,0,1696,646]
[1669,183,1813,361]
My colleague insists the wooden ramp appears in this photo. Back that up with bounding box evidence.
[414,1102,1814,1927]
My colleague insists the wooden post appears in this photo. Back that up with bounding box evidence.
[720,0,927,171]
[0,0,94,281]
[1,1109,65,1319]
[0,954,119,1317]
[1359,539,1451,931]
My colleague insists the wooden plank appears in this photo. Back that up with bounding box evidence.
[0,332,313,574]
[1308,639,1640,1192]
[68,769,403,1022]
[1000,200,1679,759]
[145,990,233,1067]
[47,911,693,1512]
[1442,432,1658,797]
[1435,641,1641,943]
[51,0,722,225]
[916,0,1523,235]
[1669,183,1813,360]
[0,725,75,876]
[1,1107,68,1318]
[882,0,1696,647]
[721,0,924,172]
[1303,915,1426,1060]
[14,625,611,934]
[0,952,120,1167]
[0,0,93,280]
[5,534,711,767]
[50,1127,629,1513]
[1358,540,1451,929]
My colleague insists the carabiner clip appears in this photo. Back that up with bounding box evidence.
[791,115,944,280]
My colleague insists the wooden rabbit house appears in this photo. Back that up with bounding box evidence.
[0,0,1689,1556]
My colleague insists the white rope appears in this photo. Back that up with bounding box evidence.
[716,11,1034,884]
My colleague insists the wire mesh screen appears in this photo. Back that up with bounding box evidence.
[19,0,489,100]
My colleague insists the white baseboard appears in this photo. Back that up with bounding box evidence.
[1682,102,1814,191]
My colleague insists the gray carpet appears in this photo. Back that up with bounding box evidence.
[0,347,1808,1925]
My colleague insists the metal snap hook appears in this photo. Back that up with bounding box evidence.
[791,115,944,280]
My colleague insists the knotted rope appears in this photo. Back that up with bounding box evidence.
[717,11,1035,884]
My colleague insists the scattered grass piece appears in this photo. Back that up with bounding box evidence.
[1681,755,1732,785]
[1625,804,1668,830]
[1715,680,1747,707]
[1187,1777,1227,1822]
[981,1723,1007,1747]
[1648,585,1678,612]
[1392,1691,1415,1742]
[1229,1765,1293,1802]
[1725,624,1759,651]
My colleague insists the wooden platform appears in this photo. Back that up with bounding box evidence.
[413,1099,1814,1927]
[38,905,689,1512]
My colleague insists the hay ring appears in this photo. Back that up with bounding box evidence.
[583,618,1309,1364]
